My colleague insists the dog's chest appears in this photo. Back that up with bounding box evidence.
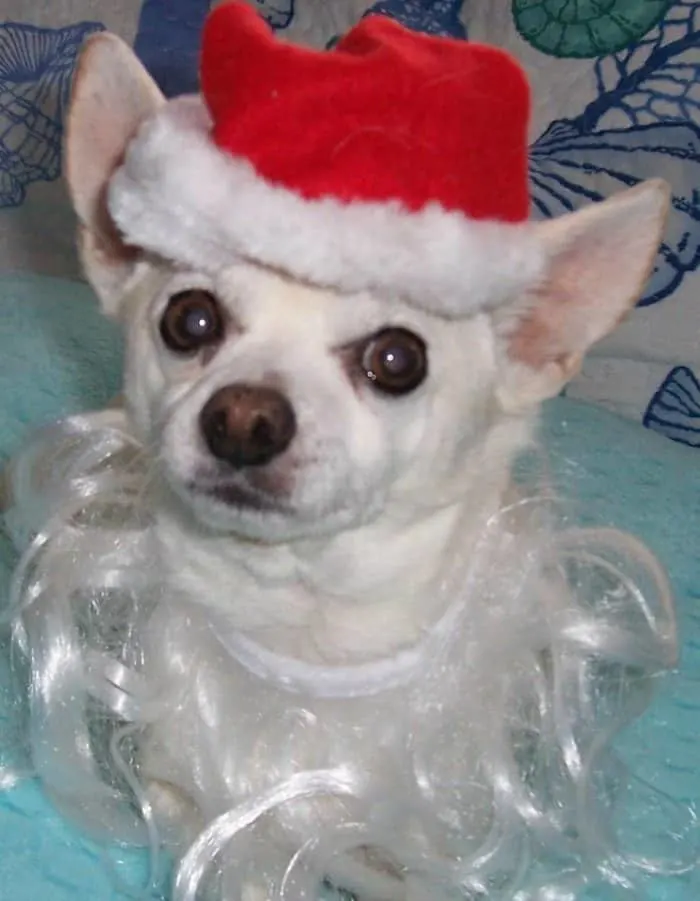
[142,501,558,861]
[153,506,464,662]
[139,594,502,857]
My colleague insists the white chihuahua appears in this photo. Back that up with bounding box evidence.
[4,11,676,901]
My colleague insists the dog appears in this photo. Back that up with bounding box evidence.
[3,7,674,901]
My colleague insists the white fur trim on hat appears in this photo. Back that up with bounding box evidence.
[108,96,547,318]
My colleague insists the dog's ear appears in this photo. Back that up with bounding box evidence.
[494,179,671,412]
[65,33,164,316]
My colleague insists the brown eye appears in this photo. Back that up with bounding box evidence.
[361,327,427,395]
[160,289,224,353]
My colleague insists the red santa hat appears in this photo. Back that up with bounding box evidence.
[108,1,544,317]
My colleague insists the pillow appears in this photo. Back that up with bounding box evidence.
[0,272,698,899]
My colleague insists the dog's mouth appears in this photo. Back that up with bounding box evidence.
[187,480,289,513]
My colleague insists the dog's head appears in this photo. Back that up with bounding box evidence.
[64,35,669,543]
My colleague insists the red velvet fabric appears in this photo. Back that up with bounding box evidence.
[200,1,530,222]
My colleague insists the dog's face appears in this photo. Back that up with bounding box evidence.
[121,260,502,540]
[64,35,670,544]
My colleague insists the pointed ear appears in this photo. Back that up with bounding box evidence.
[65,33,164,316]
[494,179,671,412]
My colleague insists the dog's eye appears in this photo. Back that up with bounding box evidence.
[160,290,224,353]
[361,328,427,395]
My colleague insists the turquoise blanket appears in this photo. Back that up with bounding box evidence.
[1,274,698,900]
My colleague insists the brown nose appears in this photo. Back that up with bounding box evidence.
[199,384,296,468]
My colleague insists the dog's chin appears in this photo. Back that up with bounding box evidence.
[203,482,287,514]
[175,479,373,544]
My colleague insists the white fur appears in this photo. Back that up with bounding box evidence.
[107,96,547,319]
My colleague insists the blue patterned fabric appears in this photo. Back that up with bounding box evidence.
[362,0,466,37]
[0,21,103,208]
[644,365,700,446]
[528,3,700,309]
[133,0,211,97]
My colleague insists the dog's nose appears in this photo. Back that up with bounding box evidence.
[200,384,296,467]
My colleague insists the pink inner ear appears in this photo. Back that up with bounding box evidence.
[506,231,636,372]
[507,252,582,370]
[508,294,560,370]
[93,158,140,255]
